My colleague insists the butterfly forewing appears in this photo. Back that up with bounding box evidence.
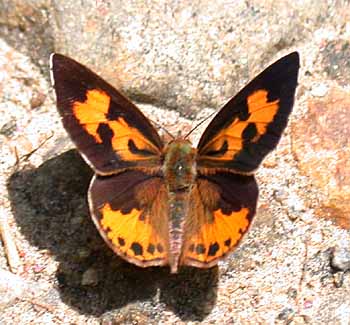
[197,52,299,173]
[51,54,163,175]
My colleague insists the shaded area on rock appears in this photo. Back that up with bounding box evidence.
[7,150,218,320]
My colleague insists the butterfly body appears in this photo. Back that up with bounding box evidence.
[51,52,299,273]
[161,139,197,272]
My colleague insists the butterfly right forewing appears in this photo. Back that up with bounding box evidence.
[197,52,299,174]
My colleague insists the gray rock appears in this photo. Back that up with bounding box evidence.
[49,0,330,115]
[0,0,53,70]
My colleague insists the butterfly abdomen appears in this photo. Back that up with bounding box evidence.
[162,140,197,272]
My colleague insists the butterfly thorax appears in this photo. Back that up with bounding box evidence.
[162,139,197,273]
[162,139,197,192]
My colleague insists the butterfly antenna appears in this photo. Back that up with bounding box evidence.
[149,119,175,140]
[184,110,217,139]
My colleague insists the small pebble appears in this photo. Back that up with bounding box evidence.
[33,264,46,273]
[78,248,91,259]
[30,92,46,109]
[81,268,99,286]
[304,299,313,309]
[311,83,328,97]
[331,246,350,271]
[0,120,17,137]
[273,189,288,204]
[277,307,295,321]
[333,272,344,288]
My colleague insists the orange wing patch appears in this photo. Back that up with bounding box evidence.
[183,207,250,266]
[247,90,280,135]
[73,89,160,161]
[199,89,279,162]
[73,89,110,143]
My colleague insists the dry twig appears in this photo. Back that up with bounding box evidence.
[0,208,21,273]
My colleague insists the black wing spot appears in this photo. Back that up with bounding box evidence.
[118,237,125,247]
[205,139,228,157]
[131,242,143,256]
[147,244,155,254]
[195,244,206,255]
[156,243,164,253]
[97,123,114,144]
[208,242,220,256]
[242,123,258,142]
[138,212,146,221]
[224,238,231,247]
[128,139,155,156]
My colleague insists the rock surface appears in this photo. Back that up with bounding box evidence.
[0,1,350,324]
[291,87,350,230]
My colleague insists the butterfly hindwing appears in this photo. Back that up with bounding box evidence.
[89,170,169,267]
[197,52,299,173]
[50,54,163,175]
[181,172,258,267]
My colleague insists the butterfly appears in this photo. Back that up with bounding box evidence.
[50,52,299,273]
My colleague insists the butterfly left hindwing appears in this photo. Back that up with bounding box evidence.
[89,170,169,267]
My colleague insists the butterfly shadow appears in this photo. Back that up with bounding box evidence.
[7,149,218,321]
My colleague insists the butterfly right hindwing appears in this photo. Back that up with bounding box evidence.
[181,172,258,268]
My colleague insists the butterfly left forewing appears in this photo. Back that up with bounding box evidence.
[197,52,299,174]
[181,172,258,268]
[51,54,163,175]
[89,170,169,267]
